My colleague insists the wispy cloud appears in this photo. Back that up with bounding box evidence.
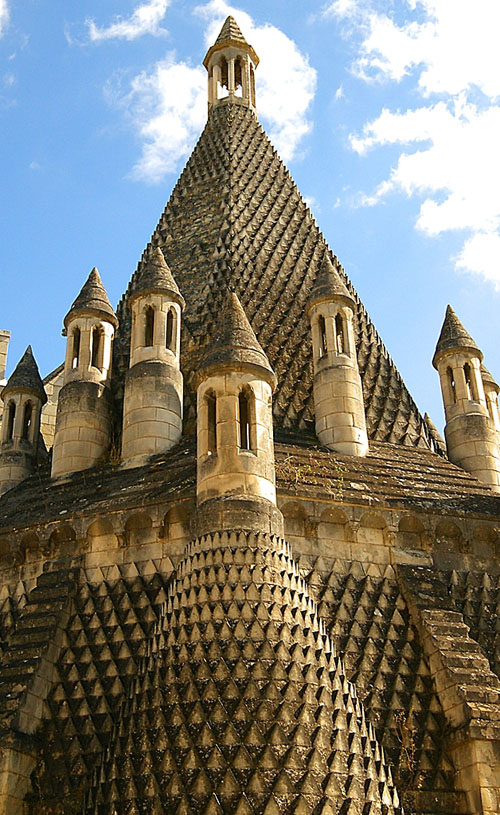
[0,0,9,37]
[332,0,500,288]
[115,1,317,182]
[87,0,170,42]
[118,55,206,181]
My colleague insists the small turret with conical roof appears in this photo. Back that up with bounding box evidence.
[203,16,259,113]
[306,253,368,456]
[52,267,117,477]
[121,246,185,467]
[481,363,500,431]
[0,346,47,495]
[195,290,282,537]
[433,305,500,491]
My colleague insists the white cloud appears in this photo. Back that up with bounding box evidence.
[117,2,316,182]
[87,0,170,42]
[196,0,316,162]
[337,0,500,286]
[121,56,206,181]
[0,0,9,37]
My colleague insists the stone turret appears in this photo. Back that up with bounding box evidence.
[121,247,185,467]
[0,346,47,495]
[481,363,500,432]
[203,16,259,113]
[433,305,500,492]
[51,268,118,478]
[195,290,282,536]
[306,255,368,456]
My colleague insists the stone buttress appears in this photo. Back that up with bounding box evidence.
[0,346,47,495]
[51,268,118,477]
[433,305,500,492]
[121,246,185,467]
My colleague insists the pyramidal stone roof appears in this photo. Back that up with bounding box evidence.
[116,103,437,450]
[130,246,184,307]
[433,304,482,367]
[65,267,118,329]
[2,345,47,404]
[216,14,247,44]
[199,290,275,381]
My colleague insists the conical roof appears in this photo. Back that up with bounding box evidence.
[433,305,482,368]
[216,15,247,45]
[84,530,401,815]
[2,346,47,404]
[203,16,259,68]
[198,290,275,383]
[129,247,184,308]
[64,267,118,329]
[115,102,433,448]
[424,412,445,450]
[481,363,499,392]
[307,253,355,311]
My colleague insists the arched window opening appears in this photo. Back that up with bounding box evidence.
[447,367,456,403]
[488,392,498,422]
[72,327,81,369]
[166,308,177,353]
[219,57,229,95]
[145,306,155,347]
[318,315,327,359]
[21,402,32,442]
[335,314,346,354]
[206,392,217,456]
[239,391,251,451]
[464,363,477,400]
[6,402,15,441]
[250,64,256,107]
[91,326,104,371]
[234,57,243,97]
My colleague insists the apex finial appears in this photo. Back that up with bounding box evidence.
[203,16,259,113]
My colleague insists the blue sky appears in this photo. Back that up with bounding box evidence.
[1,0,500,433]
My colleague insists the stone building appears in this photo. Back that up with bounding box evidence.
[0,17,499,815]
